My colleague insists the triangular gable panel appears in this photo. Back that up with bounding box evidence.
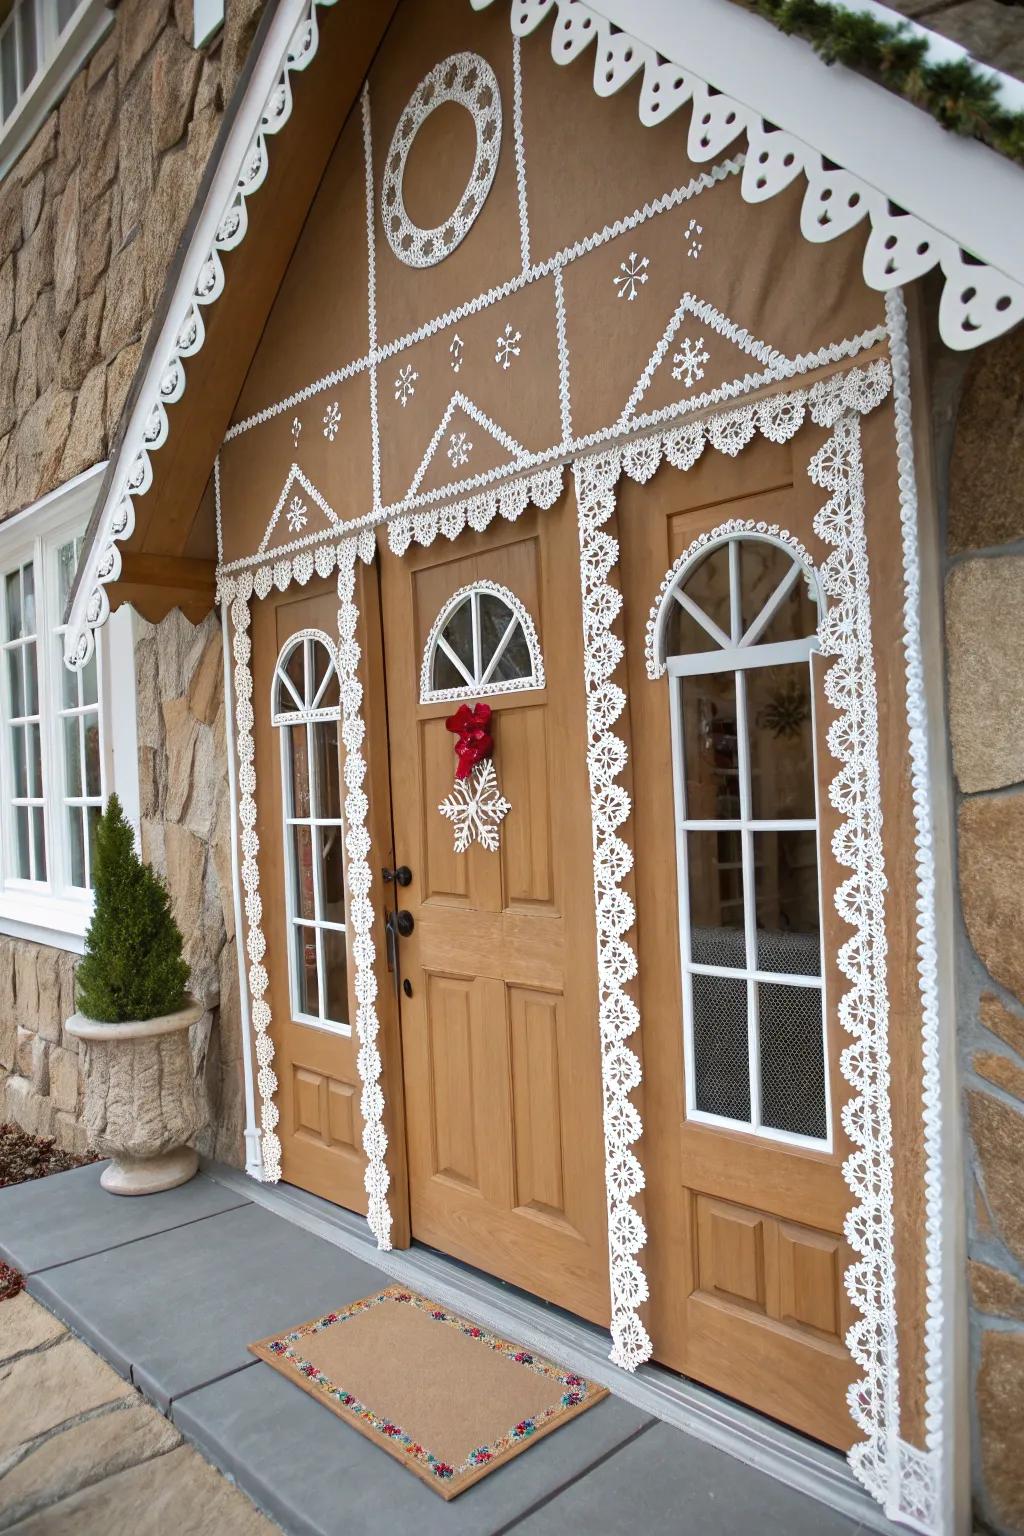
[258,465,341,555]
[405,393,529,501]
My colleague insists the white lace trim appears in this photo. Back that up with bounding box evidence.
[811,411,899,1508]
[381,52,502,269]
[472,0,1023,352]
[336,541,392,1248]
[884,287,946,1535]
[573,448,651,1373]
[228,577,281,1182]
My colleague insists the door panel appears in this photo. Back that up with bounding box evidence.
[618,431,857,1449]
[249,573,409,1238]
[379,503,610,1323]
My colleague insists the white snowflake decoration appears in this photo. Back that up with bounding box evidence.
[495,323,522,370]
[322,401,341,441]
[394,364,419,407]
[450,333,464,373]
[672,336,709,388]
[447,431,473,468]
[685,218,703,260]
[286,496,308,533]
[614,252,649,301]
[438,759,511,853]
[290,416,301,446]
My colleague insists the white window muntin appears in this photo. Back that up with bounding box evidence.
[273,630,350,1037]
[420,579,545,704]
[663,534,832,1151]
[0,464,119,945]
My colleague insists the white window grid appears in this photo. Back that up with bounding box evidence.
[0,518,109,902]
[2,561,45,882]
[273,630,350,1037]
[0,0,81,125]
[420,579,545,703]
[663,535,832,1151]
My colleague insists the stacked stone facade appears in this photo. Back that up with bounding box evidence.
[939,323,1024,1536]
[0,0,264,520]
[0,0,264,1160]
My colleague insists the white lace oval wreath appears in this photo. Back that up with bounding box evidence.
[381,52,502,269]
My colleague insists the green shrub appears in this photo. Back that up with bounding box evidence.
[76,794,190,1023]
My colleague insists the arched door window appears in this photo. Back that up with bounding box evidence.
[420,580,544,703]
[651,532,830,1147]
[272,631,349,1035]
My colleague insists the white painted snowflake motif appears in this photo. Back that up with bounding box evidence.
[438,760,511,853]
[286,496,308,533]
[449,334,464,373]
[394,364,418,407]
[291,417,302,446]
[495,323,521,370]
[672,336,709,388]
[447,431,473,468]
[613,252,649,301]
[685,218,703,260]
[322,401,341,441]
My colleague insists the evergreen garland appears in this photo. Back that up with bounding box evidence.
[750,0,1024,165]
[76,794,190,1024]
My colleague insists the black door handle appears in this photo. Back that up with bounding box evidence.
[395,910,414,938]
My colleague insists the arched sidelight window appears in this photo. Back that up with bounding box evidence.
[651,531,830,1147]
[420,580,544,704]
[272,631,349,1035]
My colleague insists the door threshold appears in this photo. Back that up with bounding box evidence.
[203,1160,904,1535]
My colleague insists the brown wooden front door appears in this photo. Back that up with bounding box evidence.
[377,499,610,1325]
[250,572,408,1238]
[619,429,857,1449]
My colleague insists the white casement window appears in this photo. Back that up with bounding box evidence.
[657,532,832,1149]
[0,464,137,949]
[272,630,349,1035]
[0,1,113,179]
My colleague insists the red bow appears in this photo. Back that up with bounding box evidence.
[446,702,493,779]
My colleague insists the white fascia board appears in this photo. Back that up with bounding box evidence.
[591,0,1024,285]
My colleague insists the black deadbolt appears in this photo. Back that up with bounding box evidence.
[395,910,415,937]
[382,865,413,887]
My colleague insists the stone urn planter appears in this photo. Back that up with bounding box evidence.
[66,998,205,1195]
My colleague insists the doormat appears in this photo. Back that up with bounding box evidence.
[249,1286,608,1499]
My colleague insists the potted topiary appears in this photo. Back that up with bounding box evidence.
[66,795,204,1195]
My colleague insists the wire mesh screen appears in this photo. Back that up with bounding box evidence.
[691,968,751,1123]
[689,926,827,1138]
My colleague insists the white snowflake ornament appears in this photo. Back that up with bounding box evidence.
[438,760,511,853]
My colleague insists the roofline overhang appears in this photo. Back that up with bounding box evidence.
[64,0,1024,669]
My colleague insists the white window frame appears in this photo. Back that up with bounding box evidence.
[660,532,833,1151]
[272,629,350,1037]
[0,462,137,951]
[419,579,545,704]
[0,0,113,182]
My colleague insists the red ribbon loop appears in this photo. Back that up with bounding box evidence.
[445,701,493,779]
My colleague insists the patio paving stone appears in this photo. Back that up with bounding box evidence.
[0,1164,249,1275]
[513,1421,867,1535]
[171,1356,654,1536]
[29,1202,386,1411]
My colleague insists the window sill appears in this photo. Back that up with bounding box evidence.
[0,2,115,183]
[0,890,92,953]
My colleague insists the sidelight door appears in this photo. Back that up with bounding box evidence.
[620,432,858,1449]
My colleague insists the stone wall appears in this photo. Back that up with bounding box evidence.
[0,607,244,1167]
[134,608,244,1167]
[0,0,265,522]
[940,321,1024,1535]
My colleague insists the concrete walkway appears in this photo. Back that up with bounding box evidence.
[0,1164,879,1536]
